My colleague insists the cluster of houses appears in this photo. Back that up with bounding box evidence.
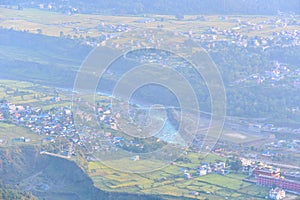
[265,139,300,153]
[1,98,139,156]
[74,100,153,156]
[231,61,300,89]
[196,14,300,51]
[1,94,163,157]
[98,23,130,33]
[236,117,300,136]
[198,161,229,176]
[0,99,77,144]
[14,1,80,15]
[182,161,229,179]
[259,123,300,135]
[241,158,300,195]
[135,18,156,24]
[96,101,119,131]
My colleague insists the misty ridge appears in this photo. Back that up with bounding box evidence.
[1,0,300,15]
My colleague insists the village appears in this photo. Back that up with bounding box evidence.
[1,93,300,199]
[0,5,300,198]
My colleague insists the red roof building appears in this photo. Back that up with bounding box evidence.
[253,168,280,178]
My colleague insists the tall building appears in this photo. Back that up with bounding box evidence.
[257,175,300,193]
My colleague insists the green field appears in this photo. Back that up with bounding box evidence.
[0,80,73,148]
[0,80,71,105]
[0,122,43,146]
[86,153,268,199]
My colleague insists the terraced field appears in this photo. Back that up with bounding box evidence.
[87,154,269,199]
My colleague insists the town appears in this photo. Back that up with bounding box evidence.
[0,2,300,199]
[1,92,300,199]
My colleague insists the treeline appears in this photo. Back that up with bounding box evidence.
[1,0,300,15]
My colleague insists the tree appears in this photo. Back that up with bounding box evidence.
[229,158,242,172]
[37,29,42,34]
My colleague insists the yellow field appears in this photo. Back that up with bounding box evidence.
[1,7,298,41]
[0,80,71,105]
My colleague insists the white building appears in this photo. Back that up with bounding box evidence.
[199,168,207,176]
[269,187,285,200]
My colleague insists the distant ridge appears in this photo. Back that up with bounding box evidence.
[1,0,300,15]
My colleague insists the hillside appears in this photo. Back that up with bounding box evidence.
[0,146,169,200]
[0,182,37,200]
[1,24,300,125]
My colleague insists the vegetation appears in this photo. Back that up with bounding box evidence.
[0,28,90,88]
[211,45,300,124]
[0,3,299,199]
[0,182,37,200]
[1,20,300,125]
[0,146,169,200]
[86,153,268,199]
